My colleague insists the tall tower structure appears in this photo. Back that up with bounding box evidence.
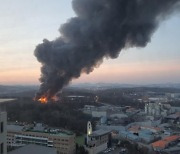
[87,121,92,144]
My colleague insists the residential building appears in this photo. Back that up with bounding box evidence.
[145,103,172,117]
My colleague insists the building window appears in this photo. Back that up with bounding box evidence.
[0,122,3,133]
[0,143,3,154]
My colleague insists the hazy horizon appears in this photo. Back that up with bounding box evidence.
[1,82,180,87]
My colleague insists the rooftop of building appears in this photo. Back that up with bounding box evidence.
[152,140,167,149]
[151,135,180,149]
[110,113,128,119]
[7,124,24,132]
[8,144,57,154]
[7,124,74,137]
[127,133,139,140]
[163,135,180,142]
[141,126,162,132]
[96,125,125,132]
[128,126,140,133]
[89,129,110,137]
[166,112,180,119]
[27,129,74,137]
[128,125,161,133]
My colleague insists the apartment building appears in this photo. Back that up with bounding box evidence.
[145,102,172,117]
[7,124,75,154]
[0,111,7,154]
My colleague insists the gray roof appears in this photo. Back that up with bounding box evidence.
[90,129,110,137]
[110,114,128,118]
[96,125,125,132]
[8,144,57,154]
[7,124,74,137]
[7,125,24,132]
[166,113,180,119]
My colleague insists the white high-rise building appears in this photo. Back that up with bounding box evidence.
[145,103,171,117]
[0,110,7,154]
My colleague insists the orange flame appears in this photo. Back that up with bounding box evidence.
[38,96,48,104]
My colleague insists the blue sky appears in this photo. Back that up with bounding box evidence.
[0,0,180,85]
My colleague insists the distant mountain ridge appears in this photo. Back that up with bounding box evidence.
[0,83,180,97]
[70,83,180,89]
[0,85,38,97]
[1,83,180,90]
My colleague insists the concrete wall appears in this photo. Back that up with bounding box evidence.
[86,143,107,154]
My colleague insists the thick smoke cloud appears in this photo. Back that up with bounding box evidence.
[34,0,180,99]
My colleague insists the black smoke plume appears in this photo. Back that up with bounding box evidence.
[34,0,180,100]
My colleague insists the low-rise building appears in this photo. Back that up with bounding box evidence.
[83,105,124,118]
[140,126,162,134]
[165,112,180,125]
[119,125,161,144]
[7,124,75,154]
[151,135,180,151]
